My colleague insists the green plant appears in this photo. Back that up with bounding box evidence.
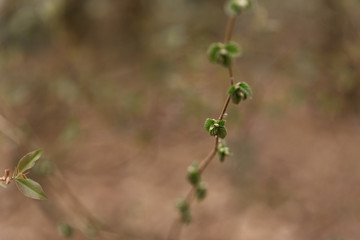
[167,0,252,239]
[0,149,47,200]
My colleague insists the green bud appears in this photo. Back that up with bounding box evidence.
[209,125,218,136]
[187,163,201,186]
[217,126,227,139]
[207,42,241,68]
[57,222,73,238]
[205,118,227,138]
[228,82,252,104]
[196,181,207,201]
[217,51,232,67]
[226,0,252,16]
[230,91,242,104]
[217,141,231,162]
[176,197,189,213]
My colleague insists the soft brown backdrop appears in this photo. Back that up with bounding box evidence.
[0,0,360,240]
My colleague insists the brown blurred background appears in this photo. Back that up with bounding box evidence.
[0,0,360,239]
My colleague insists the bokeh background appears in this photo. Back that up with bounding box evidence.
[1,0,360,239]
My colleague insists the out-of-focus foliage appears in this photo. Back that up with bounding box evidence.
[1,0,360,239]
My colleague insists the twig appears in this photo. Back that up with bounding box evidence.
[166,11,238,240]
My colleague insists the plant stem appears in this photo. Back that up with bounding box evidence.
[224,17,236,43]
[166,13,238,240]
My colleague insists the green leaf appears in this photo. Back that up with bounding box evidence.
[239,82,252,97]
[0,183,7,189]
[218,120,226,127]
[226,1,241,16]
[228,85,236,95]
[207,43,222,63]
[217,126,227,139]
[225,42,241,57]
[17,149,43,175]
[217,53,232,67]
[204,118,215,132]
[15,178,47,200]
[209,127,218,136]
[230,92,242,104]
[219,152,226,162]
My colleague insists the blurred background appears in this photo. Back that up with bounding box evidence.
[0,0,360,239]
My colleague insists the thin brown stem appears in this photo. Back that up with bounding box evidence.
[199,137,218,173]
[166,12,238,240]
[228,67,234,85]
[218,96,231,120]
[166,138,218,240]
[224,17,236,43]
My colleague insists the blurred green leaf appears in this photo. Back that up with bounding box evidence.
[15,178,47,200]
[205,118,215,132]
[217,126,227,139]
[0,183,7,189]
[207,43,222,63]
[207,43,235,67]
[218,52,233,67]
[218,120,226,126]
[229,82,252,104]
[228,85,236,95]
[230,92,242,104]
[58,222,73,238]
[16,150,43,175]
[225,42,241,57]
[239,82,252,97]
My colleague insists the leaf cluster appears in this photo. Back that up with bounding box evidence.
[228,82,252,104]
[187,163,208,201]
[207,42,241,67]
[204,118,227,139]
[176,197,192,224]
[0,150,48,200]
[217,141,231,162]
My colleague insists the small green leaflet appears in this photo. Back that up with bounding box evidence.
[239,82,252,97]
[228,85,236,95]
[207,43,222,63]
[17,149,43,175]
[218,120,226,126]
[204,118,215,132]
[0,183,7,189]
[15,178,47,200]
[217,126,227,139]
[225,42,241,57]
